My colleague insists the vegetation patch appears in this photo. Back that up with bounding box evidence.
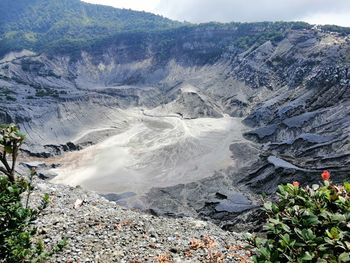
[0,124,66,262]
[248,172,350,262]
[35,88,59,98]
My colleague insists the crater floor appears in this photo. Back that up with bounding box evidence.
[50,108,248,195]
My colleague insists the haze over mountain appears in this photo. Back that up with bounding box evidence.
[0,0,349,229]
[84,0,350,27]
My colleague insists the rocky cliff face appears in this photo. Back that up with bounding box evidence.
[0,24,349,229]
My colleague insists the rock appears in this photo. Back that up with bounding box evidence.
[25,179,251,262]
[214,192,256,213]
[74,199,85,209]
[146,86,223,119]
[20,161,48,169]
[38,171,58,180]
[190,220,207,229]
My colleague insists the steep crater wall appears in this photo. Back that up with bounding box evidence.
[0,25,349,230]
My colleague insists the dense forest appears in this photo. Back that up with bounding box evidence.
[0,0,181,56]
[0,0,349,58]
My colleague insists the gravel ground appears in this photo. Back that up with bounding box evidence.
[27,179,252,263]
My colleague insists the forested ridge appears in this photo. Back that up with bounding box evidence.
[0,0,181,56]
[1,0,349,58]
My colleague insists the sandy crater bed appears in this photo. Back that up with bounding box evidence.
[51,108,247,196]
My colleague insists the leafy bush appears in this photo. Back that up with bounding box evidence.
[248,172,350,263]
[0,124,66,262]
[1,174,51,262]
[0,124,25,182]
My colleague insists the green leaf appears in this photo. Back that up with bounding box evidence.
[56,238,68,250]
[339,252,350,262]
[264,201,272,211]
[324,237,335,245]
[302,211,320,226]
[269,218,280,225]
[344,182,350,194]
[43,193,49,202]
[301,229,316,241]
[317,244,329,251]
[281,223,291,232]
[278,185,286,195]
[330,213,346,223]
[280,233,290,247]
[301,251,314,261]
[326,227,340,240]
[271,203,279,213]
[258,247,271,258]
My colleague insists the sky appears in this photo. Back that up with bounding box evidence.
[82,0,350,27]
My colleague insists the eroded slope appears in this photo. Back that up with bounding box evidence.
[0,24,349,229]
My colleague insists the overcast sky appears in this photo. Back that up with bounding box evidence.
[82,0,350,27]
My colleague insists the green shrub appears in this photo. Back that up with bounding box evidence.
[0,124,25,182]
[35,88,59,98]
[0,124,66,262]
[248,172,350,263]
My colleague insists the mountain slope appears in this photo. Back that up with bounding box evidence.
[0,1,349,230]
[0,0,181,56]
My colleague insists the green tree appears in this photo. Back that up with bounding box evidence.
[0,124,66,262]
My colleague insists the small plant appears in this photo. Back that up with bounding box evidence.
[248,171,350,262]
[35,88,59,98]
[0,124,25,182]
[0,174,67,262]
[0,124,66,262]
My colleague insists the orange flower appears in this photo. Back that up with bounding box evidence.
[321,170,330,181]
[292,181,300,187]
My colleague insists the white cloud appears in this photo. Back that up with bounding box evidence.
[82,0,160,12]
[82,0,350,27]
[302,12,350,27]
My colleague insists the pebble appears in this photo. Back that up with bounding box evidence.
[26,179,252,262]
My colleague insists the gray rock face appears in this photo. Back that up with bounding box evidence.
[168,91,223,119]
[1,26,349,230]
[145,84,223,119]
